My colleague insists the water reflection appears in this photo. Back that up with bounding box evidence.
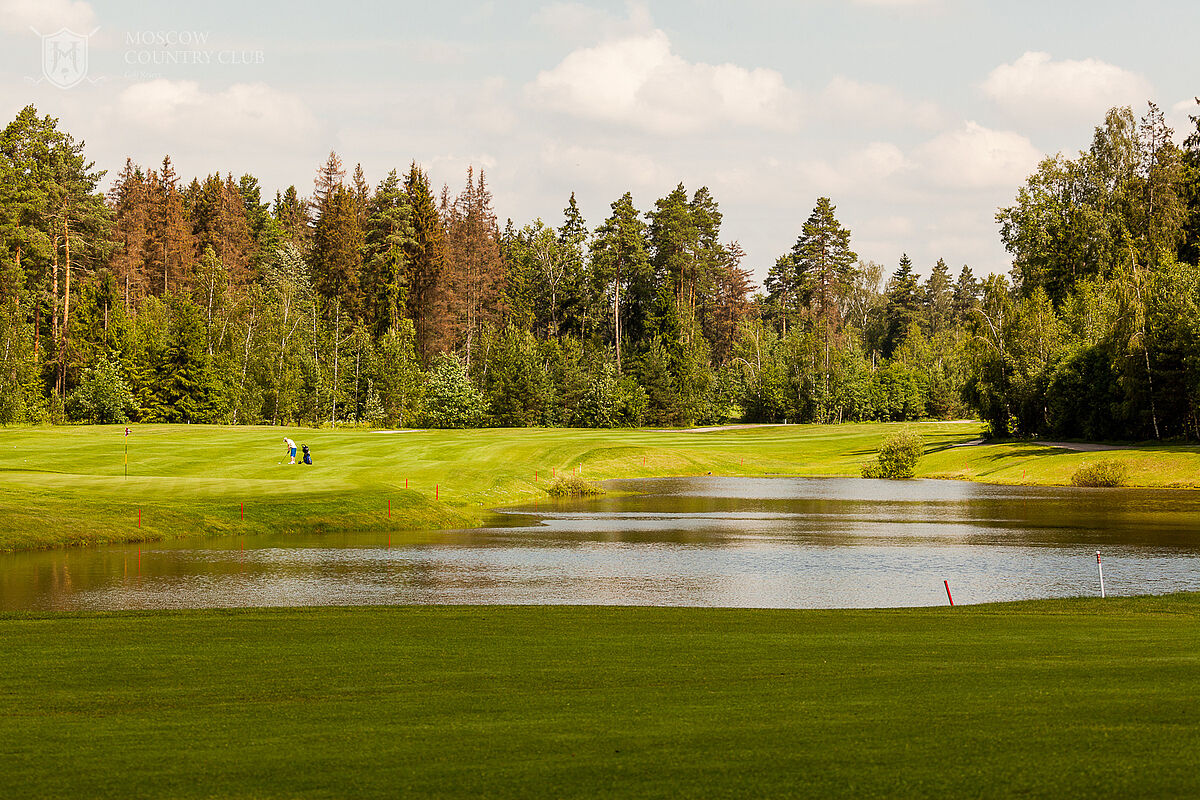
[2,478,1198,610]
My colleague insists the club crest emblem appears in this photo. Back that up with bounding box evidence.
[40,28,90,89]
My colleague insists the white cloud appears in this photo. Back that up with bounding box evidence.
[981,52,1152,121]
[0,0,95,33]
[527,28,799,135]
[114,80,321,151]
[914,121,1041,189]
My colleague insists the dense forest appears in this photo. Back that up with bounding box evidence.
[1,100,1199,438]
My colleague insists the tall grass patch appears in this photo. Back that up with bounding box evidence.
[1071,459,1129,487]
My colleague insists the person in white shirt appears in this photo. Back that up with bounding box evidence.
[283,437,297,464]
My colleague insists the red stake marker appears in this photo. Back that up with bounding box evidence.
[240,502,244,521]
[435,484,439,501]
[944,580,954,607]
[388,499,391,518]
[405,477,408,489]
[138,508,141,528]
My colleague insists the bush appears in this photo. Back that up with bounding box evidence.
[1071,459,1128,487]
[544,474,605,497]
[418,355,485,428]
[67,355,139,424]
[860,429,924,479]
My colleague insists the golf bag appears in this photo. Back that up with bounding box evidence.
[301,444,312,465]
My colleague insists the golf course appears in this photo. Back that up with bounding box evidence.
[3,422,1200,797]
[4,421,1200,553]
[3,597,1198,798]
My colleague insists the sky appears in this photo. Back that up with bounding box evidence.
[2,0,1198,287]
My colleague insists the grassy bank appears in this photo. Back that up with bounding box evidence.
[4,422,1200,551]
[2,596,1197,798]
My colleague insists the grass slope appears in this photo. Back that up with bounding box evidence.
[2,596,1197,798]
[4,422,1200,551]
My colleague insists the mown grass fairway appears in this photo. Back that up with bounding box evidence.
[5,422,1200,551]
[1,596,1197,798]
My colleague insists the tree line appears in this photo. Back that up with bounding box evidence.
[1,100,1199,437]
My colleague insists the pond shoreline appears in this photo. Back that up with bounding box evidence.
[3,422,1200,554]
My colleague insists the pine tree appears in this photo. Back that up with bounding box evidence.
[1180,98,1200,265]
[312,151,345,215]
[402,163,448,361]
[145,156,193,296]
[310,184,364,316]
[590,192,650,373]
[351,163,370,230]
[361,169,412,336]
[792,197,857,334]
[951,265,979,325]
[443,167,505,362]
[557,193,589,336]
[706,240,753,362]
[880,254,921,358]
[647,183,697,343]
[107,159,151,308]
[689,186,726,338]
[272,186,310,250]
[1,105,112,397]
[191,173,253,285]
[923,258,953,336]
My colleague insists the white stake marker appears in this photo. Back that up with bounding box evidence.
[1096,550,1106,598]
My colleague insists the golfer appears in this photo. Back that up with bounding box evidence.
[283,437,297,465]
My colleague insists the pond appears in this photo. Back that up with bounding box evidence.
[2,477,1199,611]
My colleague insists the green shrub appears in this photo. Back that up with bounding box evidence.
[67,355,139,424]
[418,355,485,428]
[544,474,605,497]
[860,429,924,479]
[1071,459,1128,487]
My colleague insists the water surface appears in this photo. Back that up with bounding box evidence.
[2,477,1198,610]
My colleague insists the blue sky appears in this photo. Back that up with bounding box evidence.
[3,0,1198,285]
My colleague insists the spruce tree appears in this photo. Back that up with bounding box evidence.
[951,265,979,325]
[310,184,364,317]
[881,254,921,358]
[272,186,310,250]
[402,163,448,361]
[557,193,589,336]
[923,258,953,336]
[361,169,412,337]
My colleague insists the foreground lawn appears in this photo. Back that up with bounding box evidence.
[4,422,1200,551]
[1,596,1197,798]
